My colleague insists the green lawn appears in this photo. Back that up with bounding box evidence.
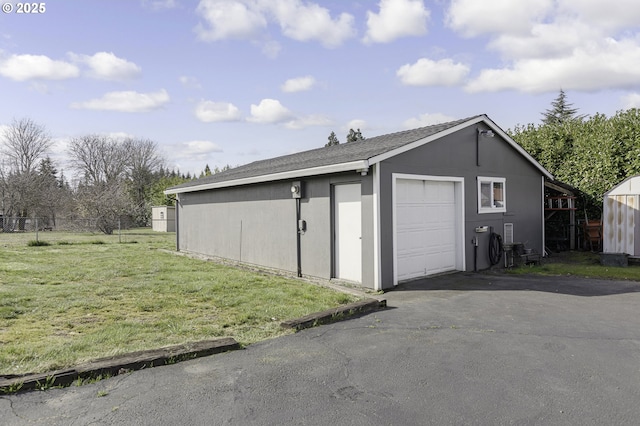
[506,250,640,281]
[0,230,358,376]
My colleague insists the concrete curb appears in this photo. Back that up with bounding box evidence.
[281,298,387,330]
[0,338,240,394]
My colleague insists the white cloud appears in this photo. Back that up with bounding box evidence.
[466,38,640,93]
[175,140,223,160]
[402,113,457,129]
[488,19,596,60]
[284,114,332,129]
[397,58,469,87]
[446,0,554,37]
[248,98,294,123]
[195,0,267,41]
[70,89,170,112]
[69,52,141,81]
[195,0,356,48]
[179,75,202,89]
[447,0,640,94]
[267,0,356,48]
[195,100,242,122]
[363,0,430,44]
[559,0,640,31]
[281,75,316,93]
[345,119,368,132]
[622,93,640,109]
[0,54,79,81]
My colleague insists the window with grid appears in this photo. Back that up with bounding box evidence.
[478,177,506,213]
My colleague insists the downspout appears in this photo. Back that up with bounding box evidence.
[175,195,180,252]
[296,197,302,277]
[476,128,480,167]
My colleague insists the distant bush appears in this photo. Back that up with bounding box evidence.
[28,240,51,247]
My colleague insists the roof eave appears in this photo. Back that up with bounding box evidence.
[164,159,370,195]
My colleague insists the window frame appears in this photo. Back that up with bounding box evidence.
[477,176,506,214]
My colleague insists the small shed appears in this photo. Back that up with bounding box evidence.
[152,206,176,232]
[603,176,640,256]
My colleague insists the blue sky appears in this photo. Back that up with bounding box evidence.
[1,0,639,177]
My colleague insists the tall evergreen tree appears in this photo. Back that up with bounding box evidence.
[346,128,365,143]
[325,131,340,147]
[542,89,582,125]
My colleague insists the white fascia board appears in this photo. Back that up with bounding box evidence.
[164,160,370,194]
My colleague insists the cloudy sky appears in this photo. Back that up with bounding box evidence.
[1,0,639,176]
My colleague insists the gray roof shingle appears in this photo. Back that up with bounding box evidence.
[168,115,480,192]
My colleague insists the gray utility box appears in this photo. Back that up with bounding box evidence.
[600,252,629,267]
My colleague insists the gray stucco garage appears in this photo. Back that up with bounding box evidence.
[165,114,553,290]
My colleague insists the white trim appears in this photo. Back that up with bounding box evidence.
[477,176,507,214]
[164,160,370,194]
[392,173,466,286]
[372,164,382,291]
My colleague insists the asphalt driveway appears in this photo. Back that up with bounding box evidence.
[3,272,640,425]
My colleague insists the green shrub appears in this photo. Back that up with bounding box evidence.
[27,240,50,247]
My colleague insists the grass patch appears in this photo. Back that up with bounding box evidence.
[0,229,359,376]
[506,251,640,281]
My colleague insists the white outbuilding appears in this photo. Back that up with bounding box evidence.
[152,206,176,232]
[603,176,640,256]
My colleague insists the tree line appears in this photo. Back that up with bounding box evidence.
[509,90,640,217]
[0,118,214,234]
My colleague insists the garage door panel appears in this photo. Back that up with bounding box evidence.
[396,178,460,282]
[398,255,427,281]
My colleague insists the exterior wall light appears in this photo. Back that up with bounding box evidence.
[478,129,495,137]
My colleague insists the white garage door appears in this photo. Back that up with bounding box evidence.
[395,178,459,282]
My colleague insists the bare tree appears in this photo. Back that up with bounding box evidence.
[124,138,164,226]
[0,118,53,228]
[68,135,128,184]
[67,135,165,232]
[1,118,52,174]
[74,180,131,234]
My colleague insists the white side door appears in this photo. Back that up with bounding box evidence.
[334,183,362,282]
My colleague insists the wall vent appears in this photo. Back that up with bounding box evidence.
[504,223,514,244]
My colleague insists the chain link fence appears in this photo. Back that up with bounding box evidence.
[0,216,145,245]
[0,217,101,233]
